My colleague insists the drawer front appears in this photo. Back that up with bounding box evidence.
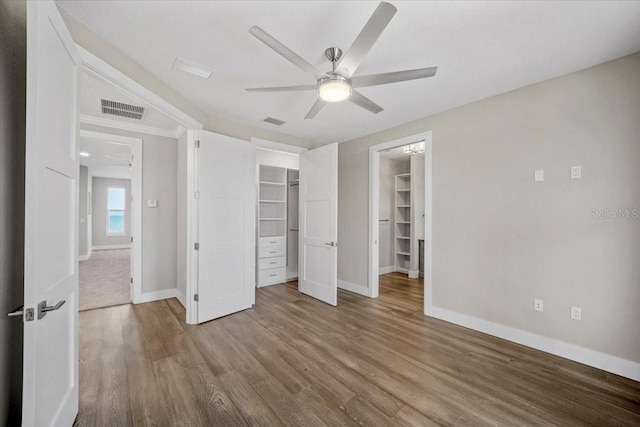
[259,236,286,249]
[258,256,286,270]
[258,267,286,284]
[259,246,285,258]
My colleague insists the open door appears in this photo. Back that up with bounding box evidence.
[195,130,255,323]
[21,1,80,425]
[298,143,338,306]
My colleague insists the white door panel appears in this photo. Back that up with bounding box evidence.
[299,143,338,306]
[23,1,80,425]
[197,131,255,323]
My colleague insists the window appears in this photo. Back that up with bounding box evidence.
[107,187,126,235]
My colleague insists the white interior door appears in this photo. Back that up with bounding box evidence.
[22,1,80,425]
[298,143,338,306]
[196,131,255,323]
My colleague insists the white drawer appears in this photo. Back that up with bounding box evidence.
[259,245,285,258]
[258,256,286,270]
[259,236,286,249]
[258,267,286,285]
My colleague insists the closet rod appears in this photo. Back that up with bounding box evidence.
[289,228,299,232]
[379,219,390,223]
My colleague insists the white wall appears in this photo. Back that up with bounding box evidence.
[176,131,188,302]
[78,165,89,256]
[256,148,300,170]
[91,177,131,247]
[81,124,178,295]
[338,52,640,369]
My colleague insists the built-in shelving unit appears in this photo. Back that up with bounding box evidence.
[395,173,412,273]
[257,165,287,286]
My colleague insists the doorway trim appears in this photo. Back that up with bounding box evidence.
[368,131,433,315]
[80,130,143,303]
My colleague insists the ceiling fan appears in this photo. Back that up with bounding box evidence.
[246,1,437,119]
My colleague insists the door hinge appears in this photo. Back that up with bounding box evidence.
[194,293,199,302]
[131,236,133,243]
[194,242,199,250]
[194,191,200,199]
[195,140,200,148]
[130,277,133,284]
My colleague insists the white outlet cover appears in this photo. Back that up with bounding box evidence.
[534,298,544,312]
[147,200,158,208]
[534,170,544,182]
[571,306,582,320]
[571,166,581,179]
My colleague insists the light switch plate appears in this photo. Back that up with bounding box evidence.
[571,166,581,179]
[534,170,544,182]
[147,200,158,208]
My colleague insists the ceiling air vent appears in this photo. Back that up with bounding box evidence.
[263,117,286,126]
[101,99,145,120]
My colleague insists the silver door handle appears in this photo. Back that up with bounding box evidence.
[7,305,23,317]
[324,242,337,247]
[38,300,65,320]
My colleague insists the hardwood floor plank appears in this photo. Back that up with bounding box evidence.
[94,306,134,427]
[253,379,326,427]
[218,370,285,427]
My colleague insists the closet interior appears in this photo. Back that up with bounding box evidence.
[379,143,425,278]
[256,149,300,287]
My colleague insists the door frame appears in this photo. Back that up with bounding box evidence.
[76,46,203,320]
[368,131,433,315]
[79,130,143,302]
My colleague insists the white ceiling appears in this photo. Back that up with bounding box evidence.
[59,1,640,144]
[80,138,132,180]
[81,70,180,132]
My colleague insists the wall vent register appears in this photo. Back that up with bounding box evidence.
[100,99,145,120]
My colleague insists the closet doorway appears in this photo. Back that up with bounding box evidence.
[255,142,304,288]
[368,132,433,315]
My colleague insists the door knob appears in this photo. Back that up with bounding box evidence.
[37,300,66,320]
[324,242,337,247]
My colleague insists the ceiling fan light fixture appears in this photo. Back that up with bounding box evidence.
[318,76,352,103]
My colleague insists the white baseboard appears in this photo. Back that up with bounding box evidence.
[408,270,419,279]
[431,306,640,382]
[92,244,131,251]
[338,279,371,297]
[135,288,179,304]
[78,254,89,261]
[379,266,395,275]
[175,289,186,308]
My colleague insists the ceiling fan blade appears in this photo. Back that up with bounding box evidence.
[245,84,317,93]
[304,98,326,119]
[249,26,328,80]
[349,90,384,114]
[352,67,438,88]
[335,2,397,78]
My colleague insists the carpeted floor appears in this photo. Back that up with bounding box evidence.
[79,249,131,311]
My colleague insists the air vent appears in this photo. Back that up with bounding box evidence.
[101,99,145,120]
[263,117,285,126]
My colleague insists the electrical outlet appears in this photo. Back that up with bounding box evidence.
[571,306,582,320]
[534,299,544,312]
[571,166,582,179]
[534,170,544,182]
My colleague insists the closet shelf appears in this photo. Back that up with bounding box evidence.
[259,181,286,186]
[396,252,410,256]
[396,205,411,208]
[396,221,411,224]
[396,236,410,240]
[259,199,286,203]
[260,218,285,221]
[396,189,411,192]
